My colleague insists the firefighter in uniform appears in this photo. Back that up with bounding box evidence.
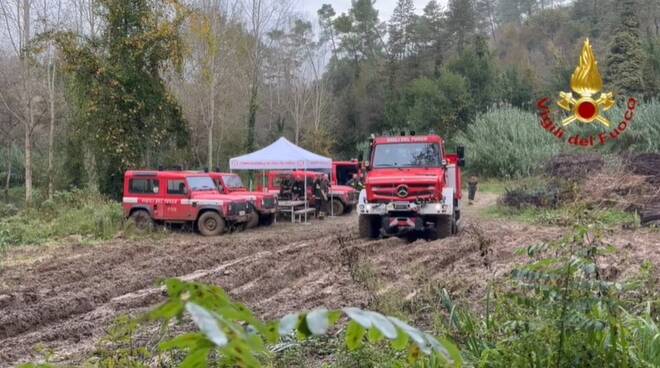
[468,176,478,205]
[346,173,364,191]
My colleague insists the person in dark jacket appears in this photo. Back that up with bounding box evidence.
[346,173,364,191]
[468,176,478,205]
[319,174,330,218]
[313,176,323,217]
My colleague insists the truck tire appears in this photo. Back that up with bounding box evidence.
[428,215,454,241]
[331,200,345,216]
[130,210,154,232]
[198,211,225,236]
[358,215,380,239]
[246,211,259,229]
[259,214,275,226]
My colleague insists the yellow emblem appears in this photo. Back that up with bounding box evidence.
[557,39,615,127]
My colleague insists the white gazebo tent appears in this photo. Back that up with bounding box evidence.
[229,137,332,220]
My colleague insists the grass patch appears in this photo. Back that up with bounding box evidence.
[464,177,548,196]
[482,204,640,228]
[0,189,124,250]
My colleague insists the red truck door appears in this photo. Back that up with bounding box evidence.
[163,178,195,221]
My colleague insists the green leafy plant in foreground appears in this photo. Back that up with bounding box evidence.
[149,279,462,367]
[437,219,660,368]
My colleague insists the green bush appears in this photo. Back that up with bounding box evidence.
[0,189,123,249]
[455,107,564,178]
[603,100,660,153]
[436,222,659,367]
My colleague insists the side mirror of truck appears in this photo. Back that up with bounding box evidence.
[457,145,466,168]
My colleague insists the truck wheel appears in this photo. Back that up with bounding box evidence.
[343,205,354,214]
[358,215,380,239]
[130,210,154,232]
[198,212,225,236]
[246,211,259,229]
[331,200,345,216]
[428,216,453,241]
[259,214,275,226]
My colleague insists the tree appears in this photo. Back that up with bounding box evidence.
[448,35,497,113]
[499,66,535,108]
[641,38,660,99]
[447,0,476,54]
[390,72,471,139]
[243,0,291,152]
[318,4,338,53]
[388,0,416,60]
[39,0,64,200]
[606,0,644,98]
[417,0,448,76]
[0,0,39,206]
[475,0,498,40]
[497,0,539,25]
[51,0,190,198]
[187,0,241,170]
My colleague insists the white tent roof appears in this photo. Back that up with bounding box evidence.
[229,137,332,170]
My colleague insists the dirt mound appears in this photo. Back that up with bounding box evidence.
[499,185,562,209]
[629,153,660,184]
[544,153,604,181]
[577,153,660,225]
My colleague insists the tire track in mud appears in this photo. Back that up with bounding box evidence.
[0,219,363,366]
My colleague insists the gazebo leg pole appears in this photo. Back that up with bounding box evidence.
[304,166,308,223]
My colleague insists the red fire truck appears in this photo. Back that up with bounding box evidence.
[357,134,464,241]
[122,170,250,236]
[208,172,278,228]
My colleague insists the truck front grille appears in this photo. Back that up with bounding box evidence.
[263,197,275,209]
[230,202,249,215]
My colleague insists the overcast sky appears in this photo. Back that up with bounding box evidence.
[297,0,448,23]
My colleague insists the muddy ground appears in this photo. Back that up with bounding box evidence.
[0,195,658,367]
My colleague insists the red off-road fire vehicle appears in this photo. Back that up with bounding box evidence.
[122,170,251,236]
[357,134,464,241]
[331,160,361,186]
[208,172,278,228]
[258,170,359,215]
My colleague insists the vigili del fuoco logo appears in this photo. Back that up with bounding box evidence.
[537,39,639,147]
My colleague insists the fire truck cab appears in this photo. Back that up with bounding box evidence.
[122,170,251,236]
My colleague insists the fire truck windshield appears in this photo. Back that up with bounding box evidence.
[222,175,245,188]
[187,176,217,191]
[373,143,442,168]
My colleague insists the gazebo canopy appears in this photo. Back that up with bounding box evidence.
[229,137,332,170]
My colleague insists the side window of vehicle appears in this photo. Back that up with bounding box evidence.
[129,178,159,194]
[168,179,187,195]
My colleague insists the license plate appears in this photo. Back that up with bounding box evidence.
[239,210,245,216]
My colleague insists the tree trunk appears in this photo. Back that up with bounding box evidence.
[24,120,32,206]
[47,61,56,199]
[208,70,215,170]
[4,142,12,202]
[22,0,33,207]
[246,72,258,151]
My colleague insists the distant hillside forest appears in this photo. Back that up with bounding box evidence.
[0,0,659,202]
